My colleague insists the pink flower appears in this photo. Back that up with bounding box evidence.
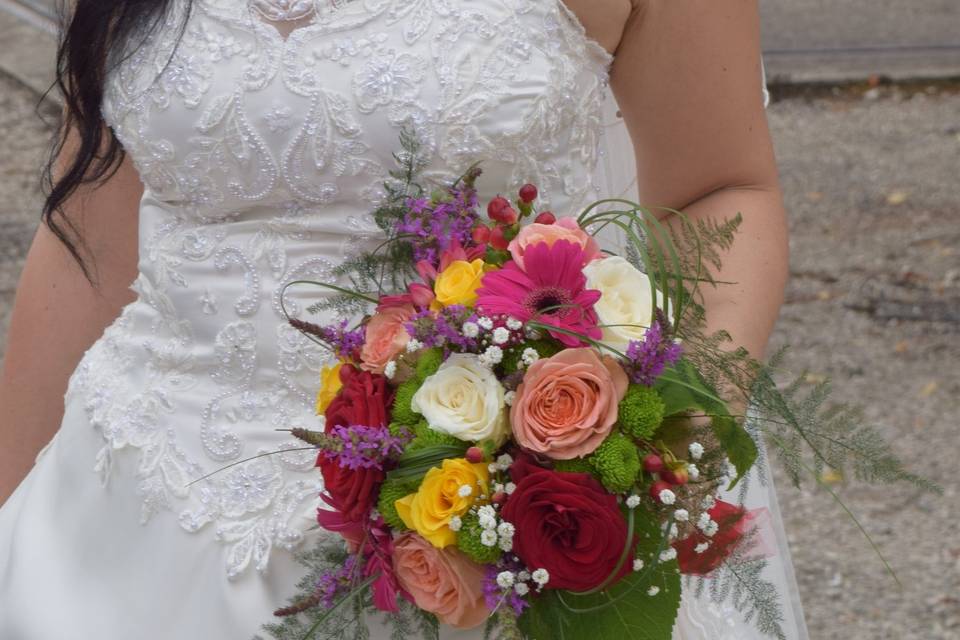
[476,240,601,347]
[511,348,628,459]
[360,304,415,374]
[392,533,488,628]
[508,217,601,271]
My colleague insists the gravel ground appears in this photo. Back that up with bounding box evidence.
[0,72,958,638]
[768,84,960,639]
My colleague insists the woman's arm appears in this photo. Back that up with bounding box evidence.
[610,0,789,360]
[0,139,142,505]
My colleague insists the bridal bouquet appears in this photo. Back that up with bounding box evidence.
[260,134,933,640]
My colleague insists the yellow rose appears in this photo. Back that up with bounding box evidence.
[432,259,487,308]
[315,362,344,415]
[395,458,489,548]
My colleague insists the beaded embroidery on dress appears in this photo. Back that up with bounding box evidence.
[0,1,805,638]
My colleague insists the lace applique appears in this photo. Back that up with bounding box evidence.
[85,0,612,579]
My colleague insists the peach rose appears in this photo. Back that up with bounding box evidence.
[392,533,489,629]
[511,347,628,460]
[360,304,415,374]
[507,217,601,270]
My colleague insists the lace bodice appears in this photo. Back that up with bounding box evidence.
[66,0,612,580]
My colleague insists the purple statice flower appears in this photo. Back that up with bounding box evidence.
[316,554,362,608]
[330,425,407,471]
[405,306,480,353]
[395,186,481,267]
[318,319,366,360]
[624,319,683,386]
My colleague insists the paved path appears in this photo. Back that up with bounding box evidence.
[759,0,960,81]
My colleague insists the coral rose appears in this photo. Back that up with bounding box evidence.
[392,533,489,629]
[395,458,489,548]
[360,304,415,374]
[511,348,628,459]
[507,217,601,271]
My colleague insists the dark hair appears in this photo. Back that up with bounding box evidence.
[42,0,187,281]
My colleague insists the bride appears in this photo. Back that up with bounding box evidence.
[0,0,807,637]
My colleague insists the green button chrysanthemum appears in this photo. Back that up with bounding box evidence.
[588,432,642,493]
[618,384,666,439]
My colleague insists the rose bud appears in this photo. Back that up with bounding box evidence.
[518,183,538,203]
[649,480,674,504]
[472,225,491,244]
[491,491,507,505]
[489,225,510,251]
[407,282,436,308]
[534,211,556,225]
[466,446,485,463]
[487,195,510,220]
[662,463,689,486]
[642,453,664,474]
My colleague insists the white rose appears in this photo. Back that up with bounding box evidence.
[410,353,509,444]
[583,256,662,354]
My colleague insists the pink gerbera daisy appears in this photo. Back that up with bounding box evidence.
[476,240,601,347]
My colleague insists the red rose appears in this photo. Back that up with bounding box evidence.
[501,460,633,591]
[324,364,394,431]
[673,500,750,576]
[318,365,394,524]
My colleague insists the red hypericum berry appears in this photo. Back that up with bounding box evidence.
[491,491,507,505]
[649,480,673,504]
[497,206,519,225]
[642,453,664,474]
[662,464,689,486]
[466,447,485,463]
[472,225,491,244]
[487,196,510,220]
[534,211,556,225]
[518,183,538,203]
[489,225,510,251]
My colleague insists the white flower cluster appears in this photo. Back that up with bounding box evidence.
[383,361,397,379]
[688,442,704,461]
[496,566,547,598]
[487,453,514,474]
[520,347,540,368]
[476,505,514,552]
[696,511,719,537]
[406,338,425,353]
[479,345,503,368]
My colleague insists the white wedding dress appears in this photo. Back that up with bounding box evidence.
[0,1,807,638]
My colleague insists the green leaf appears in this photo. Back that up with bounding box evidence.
[517,510,681,640]
[654,359,757,488]
[386,443,470,482]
